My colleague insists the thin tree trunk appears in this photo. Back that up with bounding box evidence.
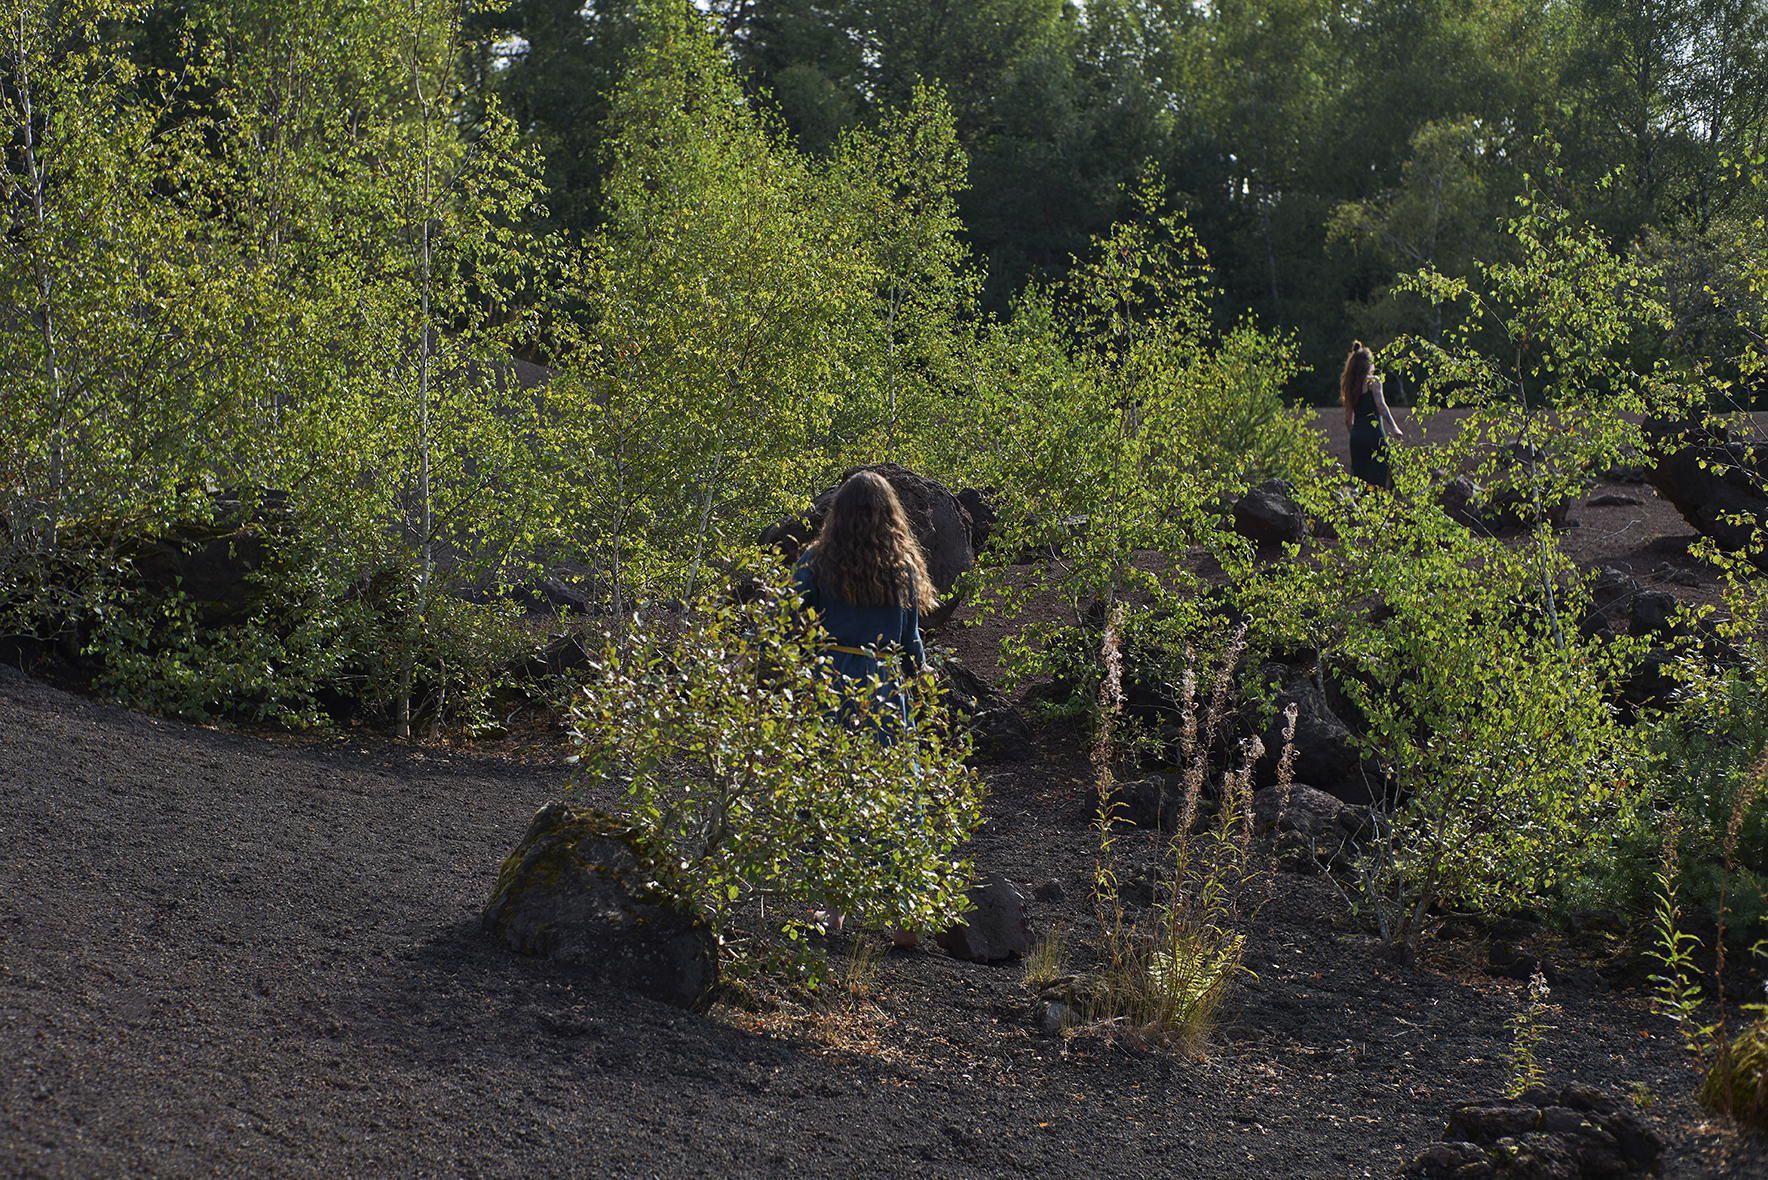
[610,454,628,646]
[1514,348,1564,651]
[14,14,66,548]
[399,5,438,741]
[886,284,900,451]
[1239,75,1281,320]
[682,450,722,606]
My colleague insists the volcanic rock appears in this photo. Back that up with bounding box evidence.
[941,661,1033,762]
[1232,479,1306,547]
[759,464,975,597]
[482,802,717,1009]
[936,874,1033,963]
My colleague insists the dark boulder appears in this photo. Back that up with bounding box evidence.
[508,633,599,681]
[1248,666,1380,803]
[955,487,999,553]
[1578,567,1639,638]
[1437,462,1570,533]
[509,575,594,617]
[759,464,975,598]
[1408,1088,1664,1179]
[758,508,820,564]
[941,662,1033,762]
[1628,590,1684,640]
[1438,474,1487,530]
[1232,479,1306,547]
[125,488,293,625]
[1032,972,1109,1032]
[1098,775,1185,832]
[1587,566,1639,614]
[1619,648,1678,717]
[1253,783,1356,874]
[1648,429,1768,564]
[482,802,717,1009]
[936,874,1033,963]
[1250,783,1346,839]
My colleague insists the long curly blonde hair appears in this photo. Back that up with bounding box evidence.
[803,470,936,612]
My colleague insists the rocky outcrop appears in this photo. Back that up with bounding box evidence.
[955,487,998,553]
[1098,775,1185,832]
[936,874,1033,963]
[941,661,1033,762]
[1232,479,1306,547]
[1250,782,1346,837]
[758,464,976,596]
[509,575,594,617]
[1578,567,1639,638]
[1251,783,1369,874]
[1248,666,1381,803]
[1437,464,1571,534]
[1406,1084,1665,1179]
[482,802,717,1009]
[1648,423,1768,563]
[124,488,293,625]
[508,633,599,680]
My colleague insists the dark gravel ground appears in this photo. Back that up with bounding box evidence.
[4,648,1768,1179]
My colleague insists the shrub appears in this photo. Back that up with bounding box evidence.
[1091,617,1259,1047]
[82,554,528,732]
[1701,1019,1768,1133]
[1287,487,1642,958]
[1611,670,1768,936]
[566,567,985,981]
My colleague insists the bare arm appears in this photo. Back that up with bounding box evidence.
[1371,379,1403,440]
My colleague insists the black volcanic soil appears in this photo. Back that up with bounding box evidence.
[6,413,1768,1178]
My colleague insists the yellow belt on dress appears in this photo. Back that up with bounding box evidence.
[823,644,882,658]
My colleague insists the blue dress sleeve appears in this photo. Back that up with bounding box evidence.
[903,601,924,676]
[793,559,819,611]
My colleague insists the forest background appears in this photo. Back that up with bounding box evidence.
[4,0,1768,973]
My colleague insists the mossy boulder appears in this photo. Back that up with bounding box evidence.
[481,802,717,1009]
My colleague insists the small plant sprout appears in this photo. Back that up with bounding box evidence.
[834,937,884,1015]
[1695,747,1768,1130]
[1646,852,1706,1047]
[1022,924,1068,987]
[1505,965,1552,1098]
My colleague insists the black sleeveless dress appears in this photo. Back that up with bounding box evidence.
[1349,385,1390,488]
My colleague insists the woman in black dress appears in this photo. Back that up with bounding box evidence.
[1342,340,1403,489]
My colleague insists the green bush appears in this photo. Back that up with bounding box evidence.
[1262,484,1644,957]
[83,549,529,732]
[1611,670,1768,935]
[566,568,985,981]
[1701,1018,1768,1133]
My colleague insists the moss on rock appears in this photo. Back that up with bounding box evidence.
[482,801,718,1009]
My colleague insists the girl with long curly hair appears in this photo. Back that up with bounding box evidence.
[794,469,936,727]
[1342,341,1403,489]
[794,469,937,947]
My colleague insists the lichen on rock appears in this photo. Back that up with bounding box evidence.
[481,801,718,1009]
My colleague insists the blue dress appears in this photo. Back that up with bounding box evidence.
[793,559,925,741]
